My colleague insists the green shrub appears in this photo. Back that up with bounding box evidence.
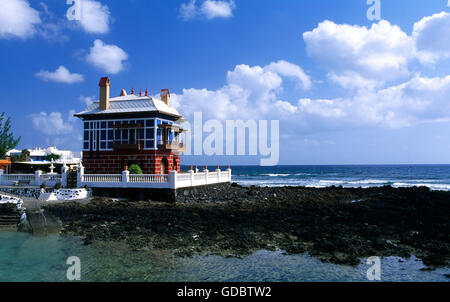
[128,164,143,175]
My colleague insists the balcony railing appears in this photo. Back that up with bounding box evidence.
[158,142,185,152]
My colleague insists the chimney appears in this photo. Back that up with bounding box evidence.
[99,77,110,111]
[161,89,170,105]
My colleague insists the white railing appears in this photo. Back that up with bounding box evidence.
[176,173,191,181]
[1,174,35,182]
[0,167,232,190]
[83,174,121,183]
[41,174,62,182]
[129,174,169,183]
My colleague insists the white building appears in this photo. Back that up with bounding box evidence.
[7,146,81,165]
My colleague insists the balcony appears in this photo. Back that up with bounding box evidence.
[158,142,186,152]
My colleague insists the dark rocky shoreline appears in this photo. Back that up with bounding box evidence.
[43,184,450,268]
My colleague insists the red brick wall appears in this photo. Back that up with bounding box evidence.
[82,150,181,174]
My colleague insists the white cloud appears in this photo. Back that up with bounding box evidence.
[35,66,84,83]
[30,112,76,135]
[279,74,450,130]
[79,95,95,106]
[265,60,312,90]
[78,0,111,34]
[413,11,450,63]
[180,0,235,20]
[303,20,415,89]
[85,39,128,74]
[171,61,310,121]
[201,0,235,19]
[0,0,41,39]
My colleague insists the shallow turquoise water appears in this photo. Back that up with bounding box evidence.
[0,232,448,282]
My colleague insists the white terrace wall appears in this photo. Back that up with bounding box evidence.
[77,168,232,190]
[0,166,232,190]
[0,169,62,187]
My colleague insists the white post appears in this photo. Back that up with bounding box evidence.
[77,163,84,188]
[35,170,42,187]
[204,168,209,185]
[227,167,232,183]
[61,163,68,188]
[122,170,129,188]
[216,167,221,183]
[189,169,194,187]
[169,170,177,189]
[0,169,3,185]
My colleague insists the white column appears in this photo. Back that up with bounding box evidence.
[216,167,221,183]
[35,170,42,187]
[122,170,130,188]
[189,169,194,187]
[227,167,232,183]
[204,168,209,185]
[77,163,84,188]
[0,169,3,185]
[61,163,68,188]
[169,170,177,189]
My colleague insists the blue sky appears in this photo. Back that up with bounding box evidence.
[1,0,450,165]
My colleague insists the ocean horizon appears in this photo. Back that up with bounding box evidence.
[181,165,450,191]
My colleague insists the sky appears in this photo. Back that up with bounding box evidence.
[1,0,450,165]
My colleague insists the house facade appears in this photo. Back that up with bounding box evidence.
[74,77,186,175]
[0,158,11,173]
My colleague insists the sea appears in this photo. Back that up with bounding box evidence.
[221,165,450,191]
[0,165,449,282]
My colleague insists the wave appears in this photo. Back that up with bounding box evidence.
[235,178,450,191]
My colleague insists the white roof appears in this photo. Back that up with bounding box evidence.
[75,95,181,118]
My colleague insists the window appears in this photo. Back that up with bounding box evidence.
[145,140,154,149]
[83,118,160,151]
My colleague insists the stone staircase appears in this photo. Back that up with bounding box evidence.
[0,203,21,231]
[0,212,21,231]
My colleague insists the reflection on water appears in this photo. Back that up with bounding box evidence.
[0,232,449,282]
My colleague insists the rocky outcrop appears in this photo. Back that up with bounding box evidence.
[44,184,450,268]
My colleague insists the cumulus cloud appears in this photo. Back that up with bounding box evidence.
[30,111,76,135]
[303,20,415,89]
[180,0,235,20]
[413,11,450,63]
[170,61,310,121]
[277,74,450,130]
[35,66,84,83]
[0,0,41,39]
[85,39,128,74]
[78,0,111,34]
